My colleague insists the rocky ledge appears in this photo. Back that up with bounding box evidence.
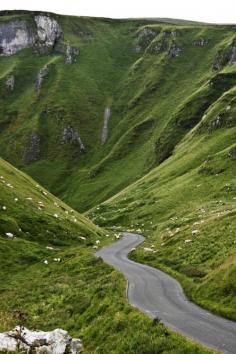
[0,326,83,354]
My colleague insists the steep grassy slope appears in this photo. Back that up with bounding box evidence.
[0,10,236,352]
[90,88,236,320]
[0,158,213,353]
[0,11,235,213]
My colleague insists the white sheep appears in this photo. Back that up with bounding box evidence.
[5,232,14,238]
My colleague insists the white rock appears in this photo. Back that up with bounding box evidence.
[44,260,48,265]
[0,326,83,354]
[2,206,6,210]
[95,240,100,245]
[192,230,199,235]
[185,239,192,243]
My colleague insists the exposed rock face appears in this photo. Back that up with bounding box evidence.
[65,45,79,64]
[0,15,61,56]
[193,38,209,46]
[36,66,49,92]
[228,147,236,159]
[5,75,15,91]
[0,326,83,354]
[0,20,35,56]
[23,133,41,164]
[212,37,236,70]
[62,126,85,151]
[136,27,157,51]
[35,15,61,50]
[168,43,181,58]
[101,107,111,145]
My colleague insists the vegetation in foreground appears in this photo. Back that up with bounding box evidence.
[0,158,213,353]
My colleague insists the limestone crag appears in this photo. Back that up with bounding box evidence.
[35,15,61,51]
[36,66,49,92]
[0,20,35,55]
[62,126,85,151]
[212,37,236,70]
[65,45,79,64]
[0,326,83,354]
[0,15,61,56]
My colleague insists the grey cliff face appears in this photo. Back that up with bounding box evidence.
[62,126,85,151]
[65,45,79,64]
[36,66,49,92]
[35,15,61,50]
[0,20,35,56]
[0,15,61,56]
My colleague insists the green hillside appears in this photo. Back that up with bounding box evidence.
[0,9,236,353]
[0,161,211,353]
[0,11,235,213]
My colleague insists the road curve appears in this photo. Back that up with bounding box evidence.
[96,233,236,354]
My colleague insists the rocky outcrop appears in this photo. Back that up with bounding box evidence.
[168,43,181,58]
[36,66,49,92]
[101,107,111,145]
[62,126,85,151]
[212,37,236,70]
[35,15,61,51]
[0,326,83,354]
[23,133,41,164]
[135,27,158,51]
[193,38,209,46]
[0,15,61,56]
[228,147,236,159]
[0,20,35,56]
[65,45,79,64]
[5,75,15,91]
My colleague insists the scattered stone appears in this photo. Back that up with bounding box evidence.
[193,38,209,46]
[62,126,85,152]
[168,43,181,58]
[65,45,79,64]
[0,326,83,354]
[36,66,49,92]
[228,147,236,159]
[5,75,15,91]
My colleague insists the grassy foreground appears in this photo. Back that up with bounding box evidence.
[0,158,214,353]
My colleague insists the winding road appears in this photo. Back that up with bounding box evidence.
[96,233,236,354]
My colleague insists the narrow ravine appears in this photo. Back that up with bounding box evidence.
[96,233,236,354]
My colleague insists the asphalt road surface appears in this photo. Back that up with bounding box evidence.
[96,233,236,354]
